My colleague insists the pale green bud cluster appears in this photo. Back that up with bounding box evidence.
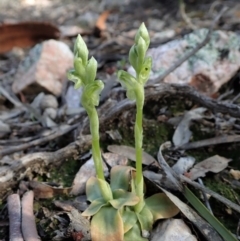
[68,34,104,109]
[118,23,152,101]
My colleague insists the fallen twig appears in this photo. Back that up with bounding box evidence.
[7,194,23,241]
[0,123,78,158]
[21,191,40,241]
[0,86,24,108]
[102,83,240,127]
[175,135,240,150]
[0,135,92,197]
[179,0,197,30]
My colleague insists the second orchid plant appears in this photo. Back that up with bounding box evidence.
[68,23,179,241]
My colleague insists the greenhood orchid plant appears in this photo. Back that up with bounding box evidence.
[68,23,179,241]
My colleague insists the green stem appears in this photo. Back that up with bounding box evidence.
[87,108,105,180]
[134,84,145,213]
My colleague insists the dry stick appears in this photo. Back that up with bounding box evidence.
[103,83,240,128]
[0,123,78,158]
[7,194,24,241]
[151,6,228,85]
[179,0,197,30]
[176,134,240,150]
[0,86,24,108]
[21,191,40,241]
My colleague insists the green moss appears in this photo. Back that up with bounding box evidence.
[46,158,83,187]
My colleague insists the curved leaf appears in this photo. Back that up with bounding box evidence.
[91,206,124,241]
[110,189,140,209]
[145,193,179,221]
[82,198,107,216]
[85,177,103,202]
[67,70,82,89]
[136,205,153,232]
[110,165,134,191]
[124,222,148,241]
[122,208,138,233]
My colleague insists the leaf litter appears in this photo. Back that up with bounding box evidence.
[1,0,240,240]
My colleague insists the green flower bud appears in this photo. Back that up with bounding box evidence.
[117,70,137,100]
[129,45,139,73]
[136,36,147,72]
[81,80,104,108]
[74,34,88,66]
[67,70,83,89]
[85,57,97,83]
[74,57,86,82]
[134,23,150,49]
[138,57,152,85]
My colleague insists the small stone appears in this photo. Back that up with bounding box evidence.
[12,40,74,96]
[40,94,58,110]
[43,107,57,120]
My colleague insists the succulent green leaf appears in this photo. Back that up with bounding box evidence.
[135,23,150,49]
[124,222,148,241]
[81,80,104,108]
[110,189,140,209]
[117,70,137,100]
[122,208,138,233]
[85,57,97,83]
[82,198,107,216]
[85,176,104,202]
[136,205,153,232]
[129,45,139,72]
[145,193,179,221]
[110,165,134,191]
[91,206,124,241]
[138,57,152,85]
[67,70,82,89]
[74,34,88,66]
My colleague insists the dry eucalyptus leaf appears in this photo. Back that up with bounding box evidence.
[107,144,158,166]
[172,156,195,174]
[187,155,231,180]
[29,181,71,199]
[173,107,206,147]
[229,169,240,180]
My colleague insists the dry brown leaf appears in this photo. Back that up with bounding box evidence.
[187,155,231,180]
[0,21,60,53]
[229,169,240,180]
[107,145,158,166]
[29,181,71,199]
